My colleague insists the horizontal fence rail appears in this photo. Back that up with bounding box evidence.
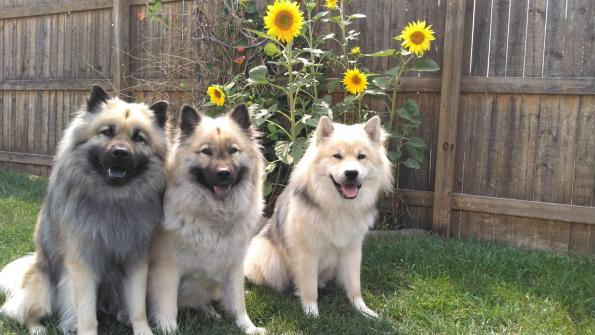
[2,77,594,95]
[395,189,595,226]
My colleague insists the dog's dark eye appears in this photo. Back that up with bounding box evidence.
[229,147,239,154]
[357,153,366,160]
[132,130,146,143]
[99,126,114,137]
[333,153,342,160]
[201,148,212,155]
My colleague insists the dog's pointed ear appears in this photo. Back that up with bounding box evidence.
[229,104,251,129]
[180,105,201,137]
[316,116,334,143]
[87,85,108,113]
[149,101,168,129]
[364,116,382,143]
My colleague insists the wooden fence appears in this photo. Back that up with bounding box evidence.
[0,0,594,256]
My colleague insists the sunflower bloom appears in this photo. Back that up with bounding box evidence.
[324,0,338,9]
[207,85,225,106]
[263,1,304,44]
[350,46,361,56]
[342,68,368,95]
[397,20,435,56]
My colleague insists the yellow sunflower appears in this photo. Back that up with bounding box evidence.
[350,46,361,56]
[396,20,435,56]
[207,85,225,106]
[324,0,338,9]
[263,1,304,44]
[342,68,368,95]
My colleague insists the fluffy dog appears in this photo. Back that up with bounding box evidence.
[148,104,266,334]
[244,116,393,318]
[0,85,169,335]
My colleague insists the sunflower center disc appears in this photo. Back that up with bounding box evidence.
[214,90,221,99]
[351,75,362,85]
[410,31,425,45]
[276,11,293,30]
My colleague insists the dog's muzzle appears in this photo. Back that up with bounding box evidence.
[330,174,361,199]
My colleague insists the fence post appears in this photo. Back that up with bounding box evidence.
[112,0,130,99]
[432,0,467,238]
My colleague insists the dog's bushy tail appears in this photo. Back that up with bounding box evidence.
[0,254,51,334]
[243,228,290,292]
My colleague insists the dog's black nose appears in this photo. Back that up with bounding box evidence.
[216,169,231,180]
[344,170,359,180]
[112,146,129,158]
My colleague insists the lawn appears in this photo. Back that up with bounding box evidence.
[0,169,593,334]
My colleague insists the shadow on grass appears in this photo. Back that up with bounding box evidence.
[363,236,595,333]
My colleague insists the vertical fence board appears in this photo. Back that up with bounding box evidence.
[468,0,491,76]
[113,0,130,96]
[432,0,467,236]
[542,0,566,77]
[491,95,513,242]
[580,0,595,76]
[523,0,547,77]
[510,95,539,248]
[504,0,529,76]
[487,0,511,77]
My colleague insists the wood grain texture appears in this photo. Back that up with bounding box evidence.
[112,0,130,97]
[0,79,112,90]
[2,77,593,94]
[432,0,468,236]
[0,151,54,166]
[453,194,595,225]
[0,0,112,20]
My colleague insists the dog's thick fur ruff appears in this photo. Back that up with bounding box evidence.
[0,86,168,335]
[148,105,266,334]
[244,116,393,318]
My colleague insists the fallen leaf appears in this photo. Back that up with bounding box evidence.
[234,56,246,64]
[137,10,146,21]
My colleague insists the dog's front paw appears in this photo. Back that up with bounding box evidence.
[155,318,177,334]
[28,324,48,335]
[132,323,154,335]
[356,305,379,318]
[303,302,319,317]
[352,298,379,318]
[242,324,267,335]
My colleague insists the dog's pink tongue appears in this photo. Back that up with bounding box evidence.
[341,184,359,198]
[213,185,231,198]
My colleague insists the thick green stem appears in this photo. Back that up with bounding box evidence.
[388,55,415,189]
[357,93,363,120]
[287,42,297,142]
[339,2,349,70]
[306,6,318,99]
[388,55,414,132]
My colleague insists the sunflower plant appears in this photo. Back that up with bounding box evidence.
[360,20,439,182]
[207,85,226,107]
[316,0,398,127]
[244,0,334,173]
[201,0,438,201]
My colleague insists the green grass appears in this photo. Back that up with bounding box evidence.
[0,169,593,334]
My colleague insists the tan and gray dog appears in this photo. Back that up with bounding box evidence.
[148,105,266,334]
[244,116,393,318]
[0,85,169,335]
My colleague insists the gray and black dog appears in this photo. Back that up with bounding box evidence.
[0,85,168,335]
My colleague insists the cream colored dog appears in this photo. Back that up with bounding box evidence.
[244,116,393,318]
[148,105,266,334]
